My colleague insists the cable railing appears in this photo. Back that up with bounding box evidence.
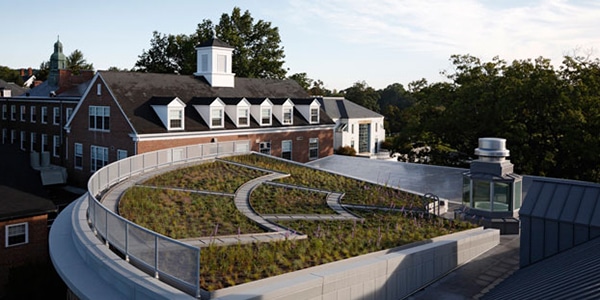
[86,141,250,298]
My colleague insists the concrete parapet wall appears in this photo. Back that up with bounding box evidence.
[211,227,499,300]
[50,196,195,300]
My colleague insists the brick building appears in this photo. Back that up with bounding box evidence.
[2,38,336,186]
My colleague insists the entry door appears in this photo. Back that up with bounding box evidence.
[358,123,370,153]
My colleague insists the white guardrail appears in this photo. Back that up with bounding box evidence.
[86,141,251,298]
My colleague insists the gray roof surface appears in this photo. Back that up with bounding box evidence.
[318,97,383,119]
[519,177,600,225]
[483,235,600,300]
[197,38,232,48]
[98,71,334,134]
[0,145,56,220]
[0,79,29,96]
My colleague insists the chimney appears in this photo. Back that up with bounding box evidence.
[28,67,33,76]
[20,69,25,77]
[0,88,11,97]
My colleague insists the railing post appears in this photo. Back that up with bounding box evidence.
[125,222,129,262]
[154,236,159,279]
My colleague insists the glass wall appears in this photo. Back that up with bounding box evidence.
[473,180,491,210]
[493,182,511,212]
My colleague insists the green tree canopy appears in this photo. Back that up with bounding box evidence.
[135,7,286,79]
[0,66,24,86]
[66,49,94,74]
[342,81,380,112]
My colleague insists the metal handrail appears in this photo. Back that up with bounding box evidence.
[86,141,250,298]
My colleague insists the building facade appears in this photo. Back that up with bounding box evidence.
[319,97,386,156]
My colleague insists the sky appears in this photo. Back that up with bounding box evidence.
[2,0,600,91]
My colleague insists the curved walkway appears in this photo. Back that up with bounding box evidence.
[100,159,370,248]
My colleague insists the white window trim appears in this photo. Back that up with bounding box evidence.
[30,106,36,123]
[74,143,83,170]
[117,149,127,160]
[310,107,319,124]
[11,105,16,121]
[53,135,60,157]
[30,132,36,152]
[5,222,29,247]
[282,140,292,160]
[20,105,26,121]
[211,108,224,128]
[237,108,249,127]
[168,108,184,130]
[41,134,48,152]
[53,107,60,125]
[261,108,272,126]
[282,107,293,125]
[2,104,6,120]
[309,138,319,160]
[20,131,26,151]
[90,145,109,172]
[41,106,48,124]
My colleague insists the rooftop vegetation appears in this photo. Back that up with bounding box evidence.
[119,154,477,291]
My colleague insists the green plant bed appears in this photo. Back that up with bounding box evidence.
[225,154,423,208]
[250,185,334,214]
[199,209,477,291]
[142,160,267,193]
[119,186,265,238]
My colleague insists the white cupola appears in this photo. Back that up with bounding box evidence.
[194,38,235,88]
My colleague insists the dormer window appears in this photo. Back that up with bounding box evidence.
[238,108,249,126]
[261,108,271,125]
[169,109,183,129]
[151,97,186,131]
[310,108,319,123]
[211,108,224,127]
[283,107,293,125]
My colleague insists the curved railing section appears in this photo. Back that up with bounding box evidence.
[86,141,251,298]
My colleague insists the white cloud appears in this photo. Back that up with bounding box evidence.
[289,0,600,62]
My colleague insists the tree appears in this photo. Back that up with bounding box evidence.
[135,7,287,79]
[342,81,379,112]
[36,61,49,82]
[0,66,24,85]
[288,72,313,91]
[66,49,94,74]
[215,7,286,79]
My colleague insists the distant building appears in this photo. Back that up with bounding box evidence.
[0,185,56,296]
[318,97,385,156]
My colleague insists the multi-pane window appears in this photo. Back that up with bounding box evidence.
[53,107,60,125]
[238,108,249,126]
[74,143,83,169]
[211,108,223,127]
[5,223,28,247]
[283,107,293,125]
[11,105,16,120]
[259,141,271,155]
[89,106,110,131]
[30,132,36,152]
[20,131,26,150]
[117,149,127,160]
[2,128,6,144]
[169,109,183,129]
[310,108,319,123]
[41,134,48,152]
[20,105,26,121]
[11,129,16,144]
[91,145,109,172]
[53,135,60,157]
[282,140,292,160]
[30,106,36,123]
[2,104,6,120]
[41,106,48,123]
[261,108,271,125]
[65,107,73,122]
[309,138,319,160]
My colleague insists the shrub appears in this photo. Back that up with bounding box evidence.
[336,146,356,156]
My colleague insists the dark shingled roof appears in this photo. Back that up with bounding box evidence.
[98,71,333,134]
[318,97,383,119]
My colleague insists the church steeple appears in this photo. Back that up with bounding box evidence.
[48,36,67,86]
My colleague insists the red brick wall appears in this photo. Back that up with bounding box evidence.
[66,77,136,186]
[137,128,334,163]
[0,215,49,292]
